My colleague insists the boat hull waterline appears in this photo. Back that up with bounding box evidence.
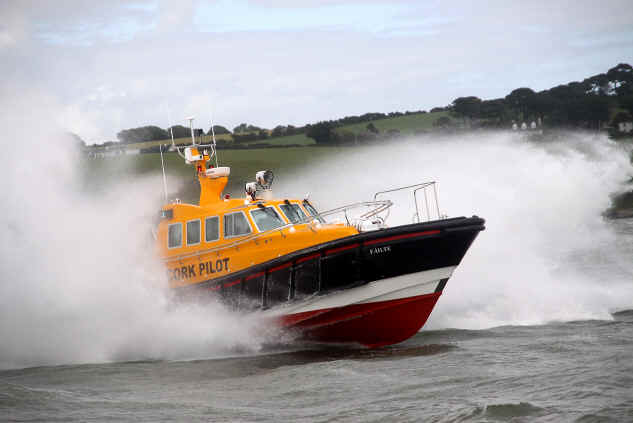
[273,269,450,348]
[172,216,485,347]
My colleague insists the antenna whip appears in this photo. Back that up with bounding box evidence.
[159,143,168,202]
[210,111,219,167]
[166,102,185,159]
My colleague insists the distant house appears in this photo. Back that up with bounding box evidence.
[618,121,633,133]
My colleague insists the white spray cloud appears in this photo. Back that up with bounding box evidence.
[0,89,271,370]
[286,131,633,329]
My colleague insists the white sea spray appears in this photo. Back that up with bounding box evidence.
[282,132,633,329]
[0,89,270,370]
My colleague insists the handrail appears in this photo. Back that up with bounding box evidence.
[318,200,392,220]
[373,182,435,201]
[374,181,442,223]
[163,200,392,262]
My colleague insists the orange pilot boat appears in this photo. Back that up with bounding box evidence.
[156,120,485,348]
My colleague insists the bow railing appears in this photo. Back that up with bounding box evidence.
[374,181,442,223]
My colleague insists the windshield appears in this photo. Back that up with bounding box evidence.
[250,207,285,231]
[303,201,325,223]
[279,203,307,224]
[224,212,251,237]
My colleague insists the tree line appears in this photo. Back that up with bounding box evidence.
[305,64,633,145]
[109,63,632,147]
[448,63,633,133]
[116,124,232,144]
[113,108,428,146]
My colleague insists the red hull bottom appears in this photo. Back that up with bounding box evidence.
[277,292,442,348]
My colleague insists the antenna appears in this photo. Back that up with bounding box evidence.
[209,111,219,167]
[159,143,168,202]
[186,116,196,146]
[165,104,219,168]
[166,102,185,159]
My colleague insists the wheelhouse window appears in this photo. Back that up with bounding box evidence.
[250,206,284,232]
[303,201,325,223]
[224,212,252,238]
[168,223,182,249]
[186,219,200,246]
[279,202,307,224]
[205,216,219,242]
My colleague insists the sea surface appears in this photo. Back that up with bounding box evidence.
[2,220,632,422]
[1,313,632,422]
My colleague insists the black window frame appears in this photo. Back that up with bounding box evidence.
[249,206,285,232]
[303,201,325,223]
[279,202,308,224]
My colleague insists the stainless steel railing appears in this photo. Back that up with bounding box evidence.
[374,181,442,223]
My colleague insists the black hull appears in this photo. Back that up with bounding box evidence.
[173,216,485,310]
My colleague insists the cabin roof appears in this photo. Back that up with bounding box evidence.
[162,197,306,220]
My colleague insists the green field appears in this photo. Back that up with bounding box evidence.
[86,127,633,217]
[335,111,450,135]
[104,132,315,151]
[88,146,342,204]
[120,133,234,150]
[239,133,315,147]
[94,111,447,152]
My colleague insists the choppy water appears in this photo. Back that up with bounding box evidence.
[2,311,632,422]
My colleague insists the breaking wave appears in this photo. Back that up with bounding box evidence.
[288,131,633,329]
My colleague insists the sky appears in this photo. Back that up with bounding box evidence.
[1,0,632,142]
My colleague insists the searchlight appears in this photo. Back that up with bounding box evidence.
[256,170,274,189]
[245,182,257,200]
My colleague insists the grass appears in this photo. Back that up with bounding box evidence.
[335,111,450,135]
[89,146,343,204]
[120,134,234,150]
[94,111,448,152]
[242,133,315,147]
[95,132,315,151]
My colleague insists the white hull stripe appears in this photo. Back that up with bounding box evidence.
[263,265,456,317]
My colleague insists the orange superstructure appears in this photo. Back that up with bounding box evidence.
[158,199,358,289]
[156,146,358,289]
